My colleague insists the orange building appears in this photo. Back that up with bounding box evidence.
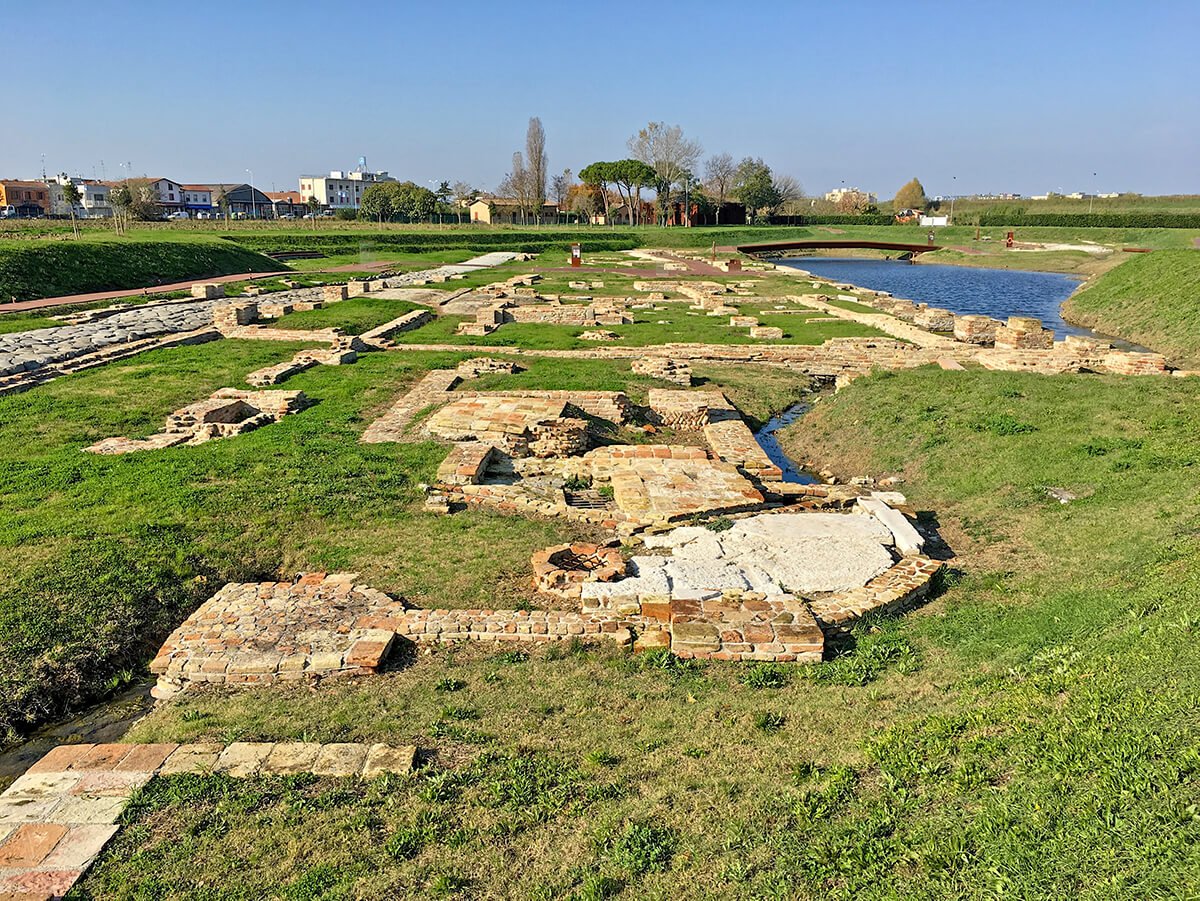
[0,180,51,216]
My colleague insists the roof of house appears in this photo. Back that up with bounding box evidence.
[180,184,213,191]
[0,180,50,188]
[472,196,558,209]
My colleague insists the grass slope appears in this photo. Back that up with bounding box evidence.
[72,366,1200,898]
[0,238,279,301]
[1064,249,1200,366]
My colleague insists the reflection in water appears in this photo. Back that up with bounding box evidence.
[779,257,1087,338]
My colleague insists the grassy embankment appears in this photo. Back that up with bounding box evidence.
[68,365,1200,898]
[0,237,279,302]
[1063,248,1200,367]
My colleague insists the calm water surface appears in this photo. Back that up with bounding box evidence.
[779,257,1088,338]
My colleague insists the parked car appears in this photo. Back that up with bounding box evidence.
[0,206,16,219]
[166,210,190,220]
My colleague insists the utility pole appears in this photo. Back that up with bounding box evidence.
[246,168,256,219]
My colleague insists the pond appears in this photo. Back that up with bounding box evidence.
[779,257,1089,338]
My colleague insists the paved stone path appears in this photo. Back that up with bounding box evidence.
[0,741,414,897]
[0,300,219,380]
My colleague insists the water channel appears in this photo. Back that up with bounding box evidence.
[778,257,1089,338]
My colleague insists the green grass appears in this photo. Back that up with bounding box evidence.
[72,364,1200,898]
[0,334,813,745]
[393,302,885,350]
[266,296,427,335]
[1063,249,1200,366]
[0,311,65,333]
[0,238,280,301]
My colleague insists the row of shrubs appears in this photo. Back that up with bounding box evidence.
[972,211,1200,228]
[0,240,278,301]
[223,233,641,256]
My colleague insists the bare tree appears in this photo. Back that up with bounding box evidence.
[772,174,804,215]
[501,152,532,223]
[451,181,476,224]
[628,122,702,226]
[551,168,572,222]
[525,116,548,223]
[704,152,736,225]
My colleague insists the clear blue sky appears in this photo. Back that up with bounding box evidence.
[4,0,1198,197]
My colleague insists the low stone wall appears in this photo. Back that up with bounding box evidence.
[359,309,432,348]
[455,389,632,424]
[994,316,1054,350]
[953,314,1001,344]
[703,418,783,481]
[436,443,495,485]
[807,555,942,628]
[631,358,692,386]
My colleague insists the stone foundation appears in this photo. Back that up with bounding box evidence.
[149,572,408,698]
[86,388,308,454]
[631,357,692,386]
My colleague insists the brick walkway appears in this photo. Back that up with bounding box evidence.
[0,741,414,896]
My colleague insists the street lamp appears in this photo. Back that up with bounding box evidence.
[245,168,256,219]
[949,176,956,225]
[1089,172,1097,214]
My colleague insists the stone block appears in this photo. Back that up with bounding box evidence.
[191,282,225,300]
[44,795,128,825]
[362,744,417,778]
[262,743,322,775]
[0,823,69,867]
[3,772,82,800]
[159,743,224,776]
[0,797,62,824]
[38,823,119,871]
[69,744,133,771]
[323,285,349,302]
[25,745,93,775]
[112,743,178,774]
[311,743,369,777]
[748,326,784,340]
[215,742,275,777]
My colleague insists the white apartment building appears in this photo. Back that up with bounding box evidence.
[47,175,113,218]
[144,178,186,210]
[298,169,396,210]
[824,186,877,204]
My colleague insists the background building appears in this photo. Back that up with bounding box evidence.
[299,168,396,211]
[181,185,214,216]
[201,184,274,218]
[824,186,877,204]
[0,180,51,216]
[47,175,113,218]
[469,196,559,224]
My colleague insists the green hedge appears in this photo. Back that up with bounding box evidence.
[764,214,896,226]
[224,231,638,254]
[975,211,1200,228]
[0,240,279,301]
